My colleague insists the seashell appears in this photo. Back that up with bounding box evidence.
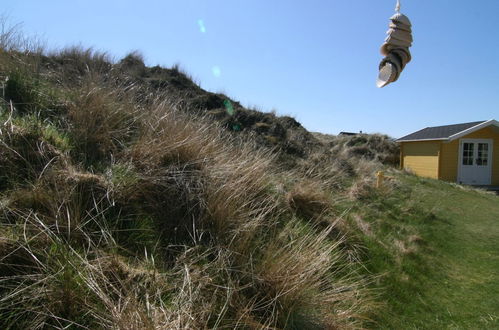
[380,43,390,56]
[389,22,412,32]
[390,52,405,71]
[390,13,412,26]
[377,62,397,88]
[390,48,412,64]
[391,65,401,83]
[384,35,412,48]
[379,53,402,72]
[386,29,413,43]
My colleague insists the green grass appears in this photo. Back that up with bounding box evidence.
[345,174,499,329]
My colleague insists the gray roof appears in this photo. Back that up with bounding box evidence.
[397,121,487,142]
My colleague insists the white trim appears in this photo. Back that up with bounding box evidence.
[397,138,448,143]
[457,138,493,185]
[448,119,499,141]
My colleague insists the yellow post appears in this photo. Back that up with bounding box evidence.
[376,171,385,189]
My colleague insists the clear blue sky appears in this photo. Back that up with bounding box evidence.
[4,0,499,138]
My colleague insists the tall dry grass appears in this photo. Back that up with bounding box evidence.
[0,25,377,328]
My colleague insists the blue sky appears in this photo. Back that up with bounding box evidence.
[4,0,499,137]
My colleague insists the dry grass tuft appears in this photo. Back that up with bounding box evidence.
[393,239,418,255]
[67,83,142,165]
[49,46,112,82]
[253,220,371,329]
[348,177,376,200]
[286,182,332,220]
[353,213,373,237]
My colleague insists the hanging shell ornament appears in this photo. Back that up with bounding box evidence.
[377,1,413,88]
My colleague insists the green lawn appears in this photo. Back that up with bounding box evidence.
[346,174,499,329]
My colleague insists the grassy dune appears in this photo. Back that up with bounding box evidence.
[1,23,498,329]
[0,32,380,328]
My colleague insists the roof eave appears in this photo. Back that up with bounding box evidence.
[396,138,449,143]
[447,119,499,141]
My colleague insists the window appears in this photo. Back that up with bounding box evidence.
[477,143,488,166]
[462,143,474,165]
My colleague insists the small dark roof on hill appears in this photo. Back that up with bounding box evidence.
[397,121,486,142]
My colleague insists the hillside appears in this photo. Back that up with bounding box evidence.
[340,174,499,328]
[1,31,498,329]
[0,37,395,328]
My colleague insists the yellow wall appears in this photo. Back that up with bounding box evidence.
[439,141,458,182]
[401,141,440,179]
[402,126,499,185]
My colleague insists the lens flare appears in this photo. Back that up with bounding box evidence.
[212,66,221,78]
[197,19,206,33]
[224,99,234,116]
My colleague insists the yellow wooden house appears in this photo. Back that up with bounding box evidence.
[397,120,499,185]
